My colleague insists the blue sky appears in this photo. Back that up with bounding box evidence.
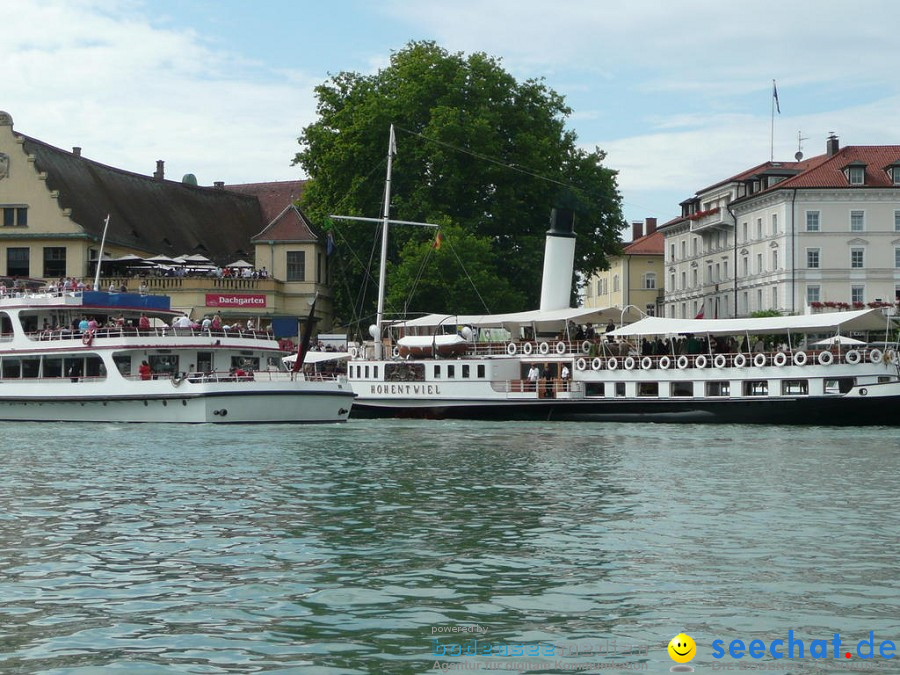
[4,0,900,237]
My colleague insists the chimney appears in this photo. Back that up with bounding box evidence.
[214,181,225,189]
[72,146,81,157]
[645,217,657,234]
[154,160,165,180]
[827,134,840,157]
[632,221,644,241]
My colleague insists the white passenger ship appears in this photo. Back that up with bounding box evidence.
[0,287,353,423]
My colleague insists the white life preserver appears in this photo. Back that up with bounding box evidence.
[607,357,619,370]
[641,356,653,370]
[793,350,808,366]
[818,350,834,366]
[556,341,567,355]
[506,342,518,356]
[845,349,861,365]
[81,330,94,346]
[623,356,636,370]
[886,348,898,365]
[349,346,359,358]
[659,356,672,370]
[676,355,689,369]
[753,352,767,368]
[576,357,587,371]
[733,353,747,368]
[773,352,788,367]
[591,357,603,371]
[694,355,708,369]
[713,354,727,369]
[581,340,592,354]
[522,342,533,356]
[869,348,883,364]
[392,345,400,358]
[538,341,550,355]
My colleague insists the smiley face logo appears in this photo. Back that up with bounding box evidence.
[668,633,696,663]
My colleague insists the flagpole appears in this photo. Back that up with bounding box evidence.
[770,80,775,161]
[93,214,110,291]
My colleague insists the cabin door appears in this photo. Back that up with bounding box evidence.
[197,351,214,374]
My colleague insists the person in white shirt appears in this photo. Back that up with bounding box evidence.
[527,365,540,391]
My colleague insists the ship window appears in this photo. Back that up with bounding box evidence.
[385,362,424,381]
[364,366,370,378]
[742,380,768,396]
[638,382,658,397]
[462,364,470,378]
[447,365,455,378]
[150,354,179,376]
[232,356,259,372]
[706,381,730,396]
[434,365,441,378]
[477,364,485,378]
[782,380,808,395]
[85,356,105,378]
[22,358,40,378]
[824,378,855,394]
[615,382,625,397]
[672,382,693,397]
[113,355,132,376]
[43,357,63,378]
[373,366,378,379]
[2,358,21,378]
[585,383,604,397]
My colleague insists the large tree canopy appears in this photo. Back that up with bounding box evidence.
[294,41,624,329]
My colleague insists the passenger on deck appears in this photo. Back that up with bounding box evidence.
[139,361,152,380]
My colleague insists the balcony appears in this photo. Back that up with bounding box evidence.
[687,207,729,233]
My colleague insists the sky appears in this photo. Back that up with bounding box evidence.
[4,0,900,237]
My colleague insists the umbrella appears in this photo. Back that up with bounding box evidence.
[227,259,254,268]
[183,254,212,264]
[812,335,866,346]
[112,254,150,264]
[144,255,178,264]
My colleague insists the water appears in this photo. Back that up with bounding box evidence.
[0,421,898,674]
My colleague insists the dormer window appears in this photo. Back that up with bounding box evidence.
[844,161,866,185]
[887,162,900,185]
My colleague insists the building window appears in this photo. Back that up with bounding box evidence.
[2,206,28,227]
[806,211,820,232]
[7,247,29,277]
[850,247,864,269]
[756,218,762,239]
[645,303,656,317]
[772,286,778,308]
[692,238,698,256]
[613,274,619,292]
[669,243,675,261]
[771,214,778,234]
[742,256,748,276]
[742,222,748,242]
[851,285,865,304]
[669,273,675,291]
[706,264,712,283]
[895,210,900,231]
[848,166,865,185]
[692,268,698,287]
[642,272,656,289]
[681,271,686,289]
[772,250,778,270]
[807,248,820,268]
[896,247,900,269]
[286,251,306,281]
[756,253,763,274]
[723,260,728,279]
[43,247,66,278]
[850,210,865,232]
[680,240,686,258]
[807,285,820,304]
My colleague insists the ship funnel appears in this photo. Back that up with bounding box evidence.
[539,208,576,312]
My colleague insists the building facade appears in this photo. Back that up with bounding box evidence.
[661,135,900,318]
[583,218,664,317]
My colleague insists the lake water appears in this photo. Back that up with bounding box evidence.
[0,421,898,674]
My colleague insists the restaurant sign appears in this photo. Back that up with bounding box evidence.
[205,293,267,308]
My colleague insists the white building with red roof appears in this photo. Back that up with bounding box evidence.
[660,135,900,318]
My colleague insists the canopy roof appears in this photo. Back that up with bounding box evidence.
[608,309,893,338]
[390,306,642,332]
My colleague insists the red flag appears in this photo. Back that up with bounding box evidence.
[694,309,705,319]
[433,231,443,250]
[292,293,318,373]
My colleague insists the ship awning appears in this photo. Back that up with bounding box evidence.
[389,306,641,331]
[607,309,893,338]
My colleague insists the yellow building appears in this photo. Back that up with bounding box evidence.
[583,218,664,317]
[0,111,334,334]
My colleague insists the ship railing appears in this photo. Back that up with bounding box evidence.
[28,327,276,343]
[125,370,341,383]
[492,379,583,395]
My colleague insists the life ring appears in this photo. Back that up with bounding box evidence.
[641,356,653,370]
[581,340,592,354]
[538,341,550,355]
[591,357,603,371]
[886,348,898,365]
[607,357,618,370]
[694,355,708,369]
[522,342,533,356]
[349,346,358,358]
[392,345,400,358]
[818,350,834,366]
[713,354,727,368]
[869,348,883,364]
[556,341,567,355]
[773,352,788,367]
[753,353,767,368]
[81,330,94,346]
[507,342,518,356]
[676,355,689,369]
[845,349,861,365]
[575,357,587,371]
[733,353,747,368]
[659,356,672,370]
[623,356,636,370]
[793,351,808,366]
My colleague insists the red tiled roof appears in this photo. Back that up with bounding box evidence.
[774,146,900,189]
[251,204,321,243]
[226,180,307,225]
[624,229,664,255]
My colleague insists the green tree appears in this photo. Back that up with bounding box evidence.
[294,41,624,328]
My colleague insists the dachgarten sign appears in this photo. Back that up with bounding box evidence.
[205,293,267,308]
